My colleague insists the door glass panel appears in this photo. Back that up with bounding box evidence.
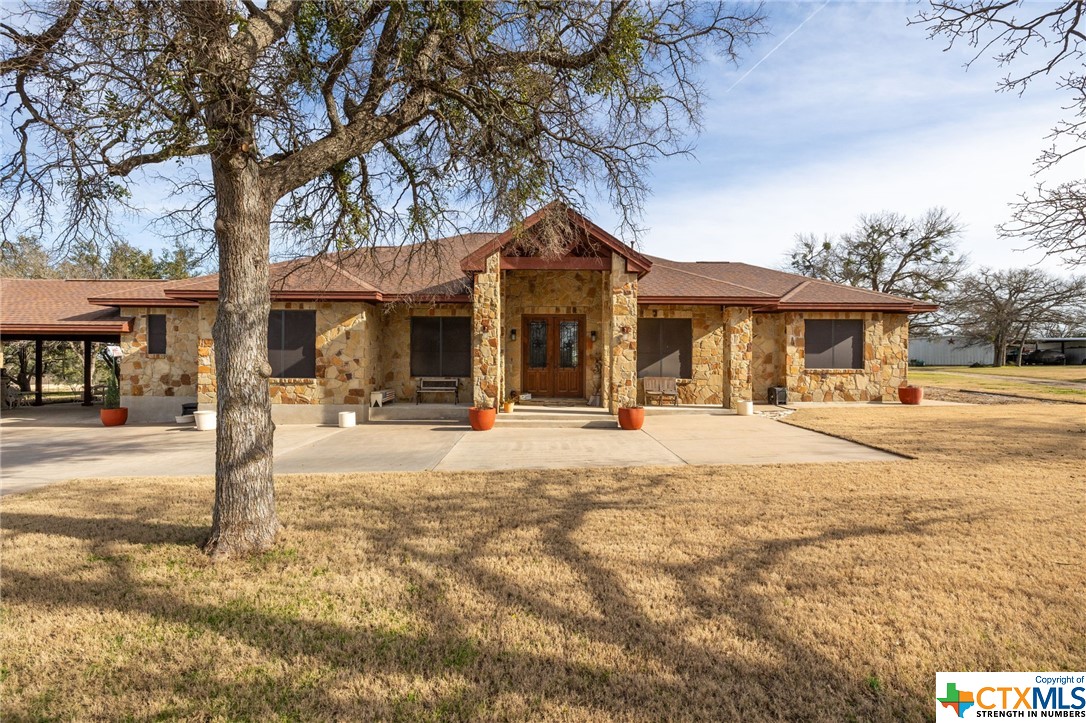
[559,320,579,368]
[529,320,548,367]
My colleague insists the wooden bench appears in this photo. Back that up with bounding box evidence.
[370,389,395,408]
[643,376,679,405]
[416,377,459,404]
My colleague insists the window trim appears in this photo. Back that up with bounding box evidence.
[804,318,864,370]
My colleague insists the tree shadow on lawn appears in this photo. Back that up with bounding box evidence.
[1,472,977,721]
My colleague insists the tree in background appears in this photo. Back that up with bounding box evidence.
[915,1,1086,267]
[1,1,767,558]
[785,208,967,329]
[944,268,1086,366]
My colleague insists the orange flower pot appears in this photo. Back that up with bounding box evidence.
[618,407,645,430]
[899,386,923,405]
[100,408,129,426]
[468,406,496,431]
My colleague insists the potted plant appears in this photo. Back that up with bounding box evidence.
[899,385,923,405]
[99,373,128,426]
[469,404,497,431]
[617,405,644,430]
[502,397,516,414]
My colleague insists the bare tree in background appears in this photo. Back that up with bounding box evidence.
[915,1,1086,267]
[1,1,766,558]
[785,208,966,330]
[945,267,1086,365]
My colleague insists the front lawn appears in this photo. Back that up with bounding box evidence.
[2,405,1083,720]
[909,365,1085,402]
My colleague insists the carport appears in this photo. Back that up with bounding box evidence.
[0,279,143,406]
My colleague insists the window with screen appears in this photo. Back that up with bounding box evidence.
[268,310,316,378]
[637,318,692,378]
[147,314,167,355]
[804,319,863,369]
[410,316,471,377]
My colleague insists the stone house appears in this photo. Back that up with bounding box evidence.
[1,206,934,422]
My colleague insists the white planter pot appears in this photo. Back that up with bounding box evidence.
[735,400,754,416]
[193,410,217,431]
[338,411,357,428]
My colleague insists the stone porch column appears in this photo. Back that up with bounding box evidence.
[781,312,803,400]
[723,306,753,408]
[472,251,502,408]
[197,302,217,409]
[608,252,638,413]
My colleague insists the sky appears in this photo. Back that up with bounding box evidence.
[582,1,1079,275]
[90,2,1081,275]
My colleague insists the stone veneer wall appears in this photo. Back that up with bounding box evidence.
[636,305,724,405]
[608,252,638,412]
[196,300,381,407]
[379,303,472,402]
[752,312,784,403]
[781,311,909,402]
[119,306,199,398]
[472,252,502,407]
[723,306,753,408]
[502,269,606,402]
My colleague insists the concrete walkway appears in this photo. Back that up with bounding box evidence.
[1,404,903,495]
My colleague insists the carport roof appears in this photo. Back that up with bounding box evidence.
[0,279,156,338]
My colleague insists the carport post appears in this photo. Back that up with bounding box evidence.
[33,339,43,406]
[82,340,93,406]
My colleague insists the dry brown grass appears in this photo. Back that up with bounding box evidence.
[2,405,1084,721]
[909,366,1086,403]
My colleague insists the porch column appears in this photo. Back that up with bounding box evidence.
[723,306,753,409]
[82,340,93,406]
[472,251,502,408]
[33,339,44,406]
[608,252,638,413]
[781,312,804,401]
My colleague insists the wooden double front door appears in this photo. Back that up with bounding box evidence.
[521,314,584,398]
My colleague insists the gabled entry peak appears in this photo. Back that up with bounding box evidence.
[460,202,652,276]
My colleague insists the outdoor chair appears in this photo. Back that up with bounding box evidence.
[643,376,679,405]
[5,386,29,408]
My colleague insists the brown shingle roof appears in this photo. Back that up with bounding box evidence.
[4,219,936,336]
[0,279,146,336]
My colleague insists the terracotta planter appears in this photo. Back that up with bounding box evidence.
[618,406,645,430]
[469,406,497,431]
[100,408,128,427]
[899,386,923,405]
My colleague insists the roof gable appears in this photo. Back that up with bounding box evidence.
[459,202,653,276]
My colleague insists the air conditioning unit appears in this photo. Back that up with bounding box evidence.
[768,386,788,405]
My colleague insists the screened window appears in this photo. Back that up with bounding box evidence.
[410,317,471,377]
[805,319,863,369]
[637,318,692,378]
[147,314,167,355]
[268,310,316,378]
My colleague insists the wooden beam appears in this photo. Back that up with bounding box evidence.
[33,339,43,406]
[82,340,93,406]
[499,257,610,271]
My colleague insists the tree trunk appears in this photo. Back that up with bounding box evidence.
[202,151,279,559]
[993,334,1005,366]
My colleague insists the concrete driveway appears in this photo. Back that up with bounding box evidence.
[1,404,901,495]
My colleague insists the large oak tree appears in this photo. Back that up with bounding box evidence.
[1,1,766,557]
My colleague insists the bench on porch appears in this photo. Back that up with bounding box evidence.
[370,388,395,408]
[643,376,679,405]
[416,377,459,404]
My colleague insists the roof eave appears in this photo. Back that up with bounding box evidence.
[0,319,134,335]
